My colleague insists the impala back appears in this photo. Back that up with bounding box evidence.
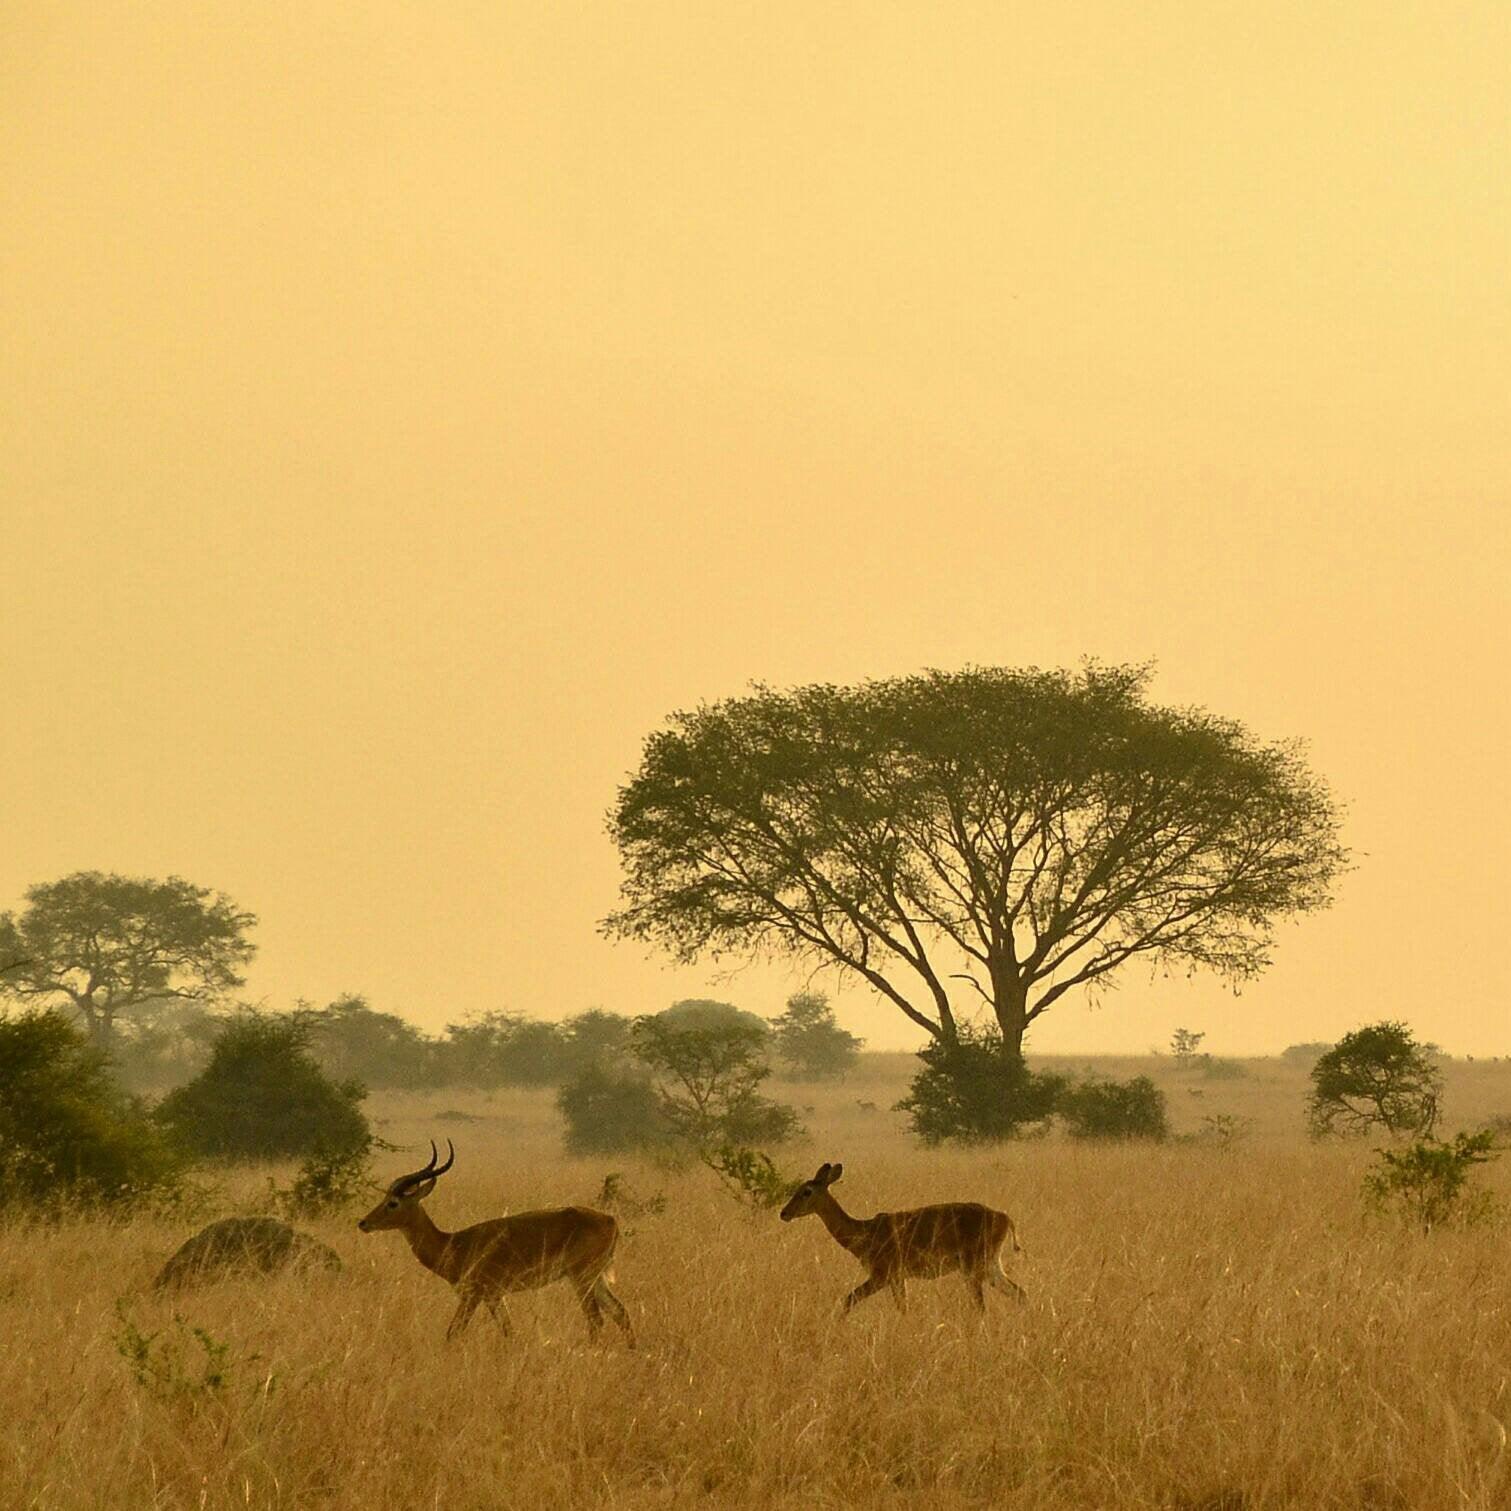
[876,1202,1010,1278]
[461,1207,619,1292]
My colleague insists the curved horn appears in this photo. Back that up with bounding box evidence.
[390,1139,442,1194]
[433,1138,456,1177]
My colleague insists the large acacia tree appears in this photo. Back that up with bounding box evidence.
[604,664,1346,1060]
[0,872,256,1048]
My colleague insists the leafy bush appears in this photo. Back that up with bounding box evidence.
[769,991,864,1078]
[268,1136,380,1218]
[1307,1021,1441,1138]
[1058,1076,1169,1141]
[557,1063,669,1155]
[0,1009,184,1211]
[1363,1129,1500,1233]
[155,1014,370,1162]
[704,1145,798,1211]
[894,1024,1064,1144]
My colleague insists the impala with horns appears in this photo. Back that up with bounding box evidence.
[358,1140,633,1343]
[779,1162,1026,1314]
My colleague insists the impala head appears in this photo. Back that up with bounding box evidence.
[779,1161,843,1221]
[357,1139,455,1232]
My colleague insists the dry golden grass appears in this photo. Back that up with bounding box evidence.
[6,1054,1511,1509]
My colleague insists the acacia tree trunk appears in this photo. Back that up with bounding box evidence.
[989,969,1030,1063]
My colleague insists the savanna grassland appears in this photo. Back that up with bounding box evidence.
[6,1053,1511,1510]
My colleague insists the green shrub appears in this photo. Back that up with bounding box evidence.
[0,1009,184,1211]
[704,1145,798,1211]
[1363,1129,1500,1233]
[1058,1075,1168,1141]
[155,1014,370,1162]
[557,1063,669,1155]
[895,1024,1064,1144]
[268,1136,380,1218]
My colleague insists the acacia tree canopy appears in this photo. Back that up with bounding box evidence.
[604,664,1347,1059]
[0,872,256,1047]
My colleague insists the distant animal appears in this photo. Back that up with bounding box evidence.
[153,1216,342,1290]
[779,1161,1026,1314]
[357,1140,633,1344]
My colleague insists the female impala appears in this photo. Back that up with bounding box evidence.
[358,1140,633,1343]
[779,1161,1026,1314]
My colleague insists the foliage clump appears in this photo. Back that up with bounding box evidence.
[0,1009,184,1212]
[630,1011,800,1149]
[1058,1076,1169,1141]
[895,1024,1063,1144]
[769,991,863,1078]
[155,1014,370,1162]
[1363,1130,1500,1233]
[1307,1022,1441,1139]
[557,1063,669,1155]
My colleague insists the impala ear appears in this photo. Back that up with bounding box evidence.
[812,1163,831,1184]
[823,1163,843,1186]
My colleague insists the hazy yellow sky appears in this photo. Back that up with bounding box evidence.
[3,3,1507,1054]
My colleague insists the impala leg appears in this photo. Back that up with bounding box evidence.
[446,1290,482,1341]
[986,1263,1028,1305]
[576,1281,606,1337]
[592,1278,635,1344]
[889,1276,908,1313]
[964,1273,988,1311]
[483,1293,513,1335]
[841,1274,888,1315]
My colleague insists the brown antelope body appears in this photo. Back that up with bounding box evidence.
[358,1141,633,1343]
[779,1161,1026,1314]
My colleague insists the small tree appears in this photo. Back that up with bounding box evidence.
[1170,1028,1206,1067]
[630,1013,799,1150]
[440,1012,567,1087]
[304,994,439,1089]
[1059,1076,1169,1141]
[0,1009,183,1210]
[559,1009,635,1074]
[1308,1022,1441,1139]
[155,1014,370,1161]
[769,992,864,1078]
[0,873,256,1048]
[895,1024,1063,1144]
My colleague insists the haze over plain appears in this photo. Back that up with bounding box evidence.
[3,3,1506,1052]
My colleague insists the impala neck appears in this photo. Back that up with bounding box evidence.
[397,1203,456,1281]
[812,1189,870,1256]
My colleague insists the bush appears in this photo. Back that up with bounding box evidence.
[1307,1021,1441,1139]
[1282,1041,1335,1065]
[0,1009,185,1211]
[1058,1076,1169,1141]
[155,1014,370,1162]
[704,1145,798,1211]
[557,1063,668,1155]
[1200,1057,1249,1081]
[268,1135,380,1218]
[895,1024,1064,1144]
[1363,1129,1500,1233]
